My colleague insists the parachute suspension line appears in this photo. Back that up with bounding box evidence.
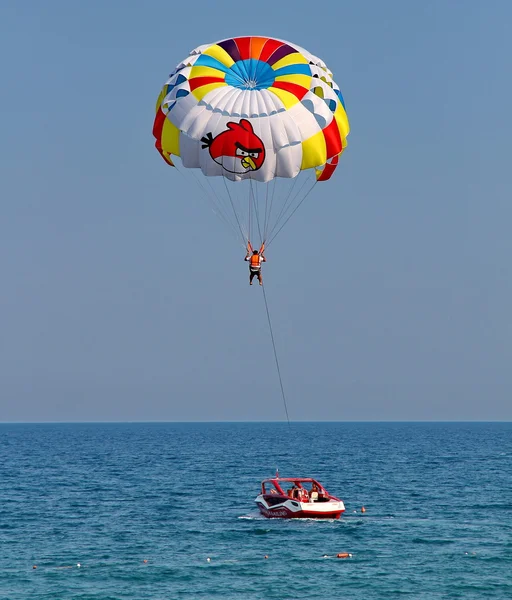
[267,175,318,247]
[256,182,265,245]
[267,173,302,240]
[174,161,245,249]
[268,174,308,241]
[263,180,270,243]
[264,176,278,242]
[222,175,249,246]
[207,176,248,246]
[250,179,264,246]
[261,283,291,430]
[248,181,252,244]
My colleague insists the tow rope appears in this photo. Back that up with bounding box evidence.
[261,283,291,430]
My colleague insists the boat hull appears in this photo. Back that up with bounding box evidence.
[255,495,345,519]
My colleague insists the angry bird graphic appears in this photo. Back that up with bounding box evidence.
[201,119,266,175]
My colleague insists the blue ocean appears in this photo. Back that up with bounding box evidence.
[1,422,511,599]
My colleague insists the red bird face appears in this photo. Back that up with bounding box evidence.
[201,119,266,175]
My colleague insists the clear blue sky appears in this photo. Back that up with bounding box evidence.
[1,0,511,422]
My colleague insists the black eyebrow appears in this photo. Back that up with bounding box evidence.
[235,141,262,153]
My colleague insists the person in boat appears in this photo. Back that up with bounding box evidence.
[310,483,320,502]
[245,249,266,286]
[288,484,299,499]
[298,487,310,502]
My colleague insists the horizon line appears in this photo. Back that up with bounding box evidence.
[1,420,510,425]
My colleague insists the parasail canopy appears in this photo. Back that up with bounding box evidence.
[153,36,350,247]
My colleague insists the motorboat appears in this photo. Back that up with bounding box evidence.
[255,474,345,519]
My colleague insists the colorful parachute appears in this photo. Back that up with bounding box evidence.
[153,36,350,247]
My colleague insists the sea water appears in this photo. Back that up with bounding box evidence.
[1,422,511,599]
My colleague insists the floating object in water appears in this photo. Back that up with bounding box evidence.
[255,474,345,519]
[76,563,81,568]
[361,506,366,513]
[143,559,148,563]
[264,555,268,559]
[336,553,352,559]
[32,565,37,570]
[206,557,211,562]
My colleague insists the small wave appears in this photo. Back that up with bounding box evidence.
[472,503,512,511]
[412,538,455,545]
[251,528,271,535]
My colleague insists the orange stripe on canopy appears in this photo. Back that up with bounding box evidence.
[250,36,268,60]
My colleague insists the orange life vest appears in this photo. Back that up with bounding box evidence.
[250,254,261,270]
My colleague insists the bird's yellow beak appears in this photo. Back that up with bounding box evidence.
[241,156,257,170]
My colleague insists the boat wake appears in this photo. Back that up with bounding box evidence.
[238,511,266,520]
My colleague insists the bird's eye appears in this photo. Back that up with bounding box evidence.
[236,149,248,157]
[249,152,258,158]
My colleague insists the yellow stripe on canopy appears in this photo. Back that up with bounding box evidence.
[301,130,327,169]
[334,103,350,139]
[272,52,309,70]
[160,118,181,157]
[191,82,226,102]
[274,74,311,89]
[203,44,235,68]
[155,86,167,113]
[268,86,300,109]
[189,65,227,79]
